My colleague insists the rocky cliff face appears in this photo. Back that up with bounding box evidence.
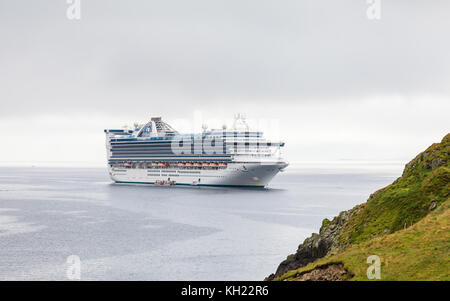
[265,205,363,281]
[291,263,349,281]
[266,133,449,281]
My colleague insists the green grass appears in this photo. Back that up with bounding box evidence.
[278,198,450,281]
[321,218,331,230]
[277,133,450,281]
[340,134,449,246]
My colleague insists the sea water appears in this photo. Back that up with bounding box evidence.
[0,164,400,280]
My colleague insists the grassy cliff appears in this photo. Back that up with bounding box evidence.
[272,133,449,281]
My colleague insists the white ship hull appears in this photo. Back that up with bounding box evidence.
[108,162,287,188]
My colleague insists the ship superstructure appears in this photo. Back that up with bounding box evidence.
[104,116,287,187]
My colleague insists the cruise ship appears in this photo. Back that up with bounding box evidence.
[104,115,288,187]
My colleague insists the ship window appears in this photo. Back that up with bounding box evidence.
[139,124,152,137]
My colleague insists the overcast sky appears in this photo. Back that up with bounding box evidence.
[0,0,449,167]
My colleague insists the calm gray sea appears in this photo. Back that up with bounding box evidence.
[0,166,399,280]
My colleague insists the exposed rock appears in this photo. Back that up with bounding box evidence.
[411,147,446,171]
[429,200,437,211]
[292,263,350,281]
[265,205,362,281]
[431,158,445,169]
[266,133,450,281]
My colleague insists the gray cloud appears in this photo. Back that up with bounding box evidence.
[1,1,450,165]
[1,0,449,117]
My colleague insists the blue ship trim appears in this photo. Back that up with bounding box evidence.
[108,157,233,163]
[114,181,265,188]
